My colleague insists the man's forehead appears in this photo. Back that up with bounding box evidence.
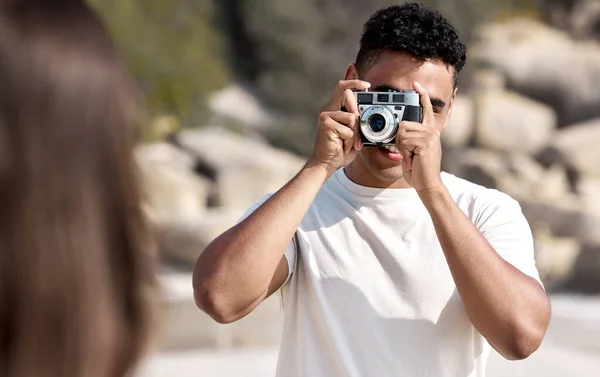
[362,51,454,94]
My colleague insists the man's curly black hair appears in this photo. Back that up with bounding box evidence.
[356,3,467,88]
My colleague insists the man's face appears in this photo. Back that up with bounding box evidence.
[345,50,456,188]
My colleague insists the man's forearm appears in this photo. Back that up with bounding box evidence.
[193,162,330,321]
[419,186,551,360]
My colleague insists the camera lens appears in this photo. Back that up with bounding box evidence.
[368,113,386,133]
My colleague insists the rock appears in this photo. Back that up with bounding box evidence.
[563,243,600,294]
[519,199,600,246]
[157,268,284,351]
[567,0,600,40]
[136,141,196,170]
[459,148,507,190]
[471,18,600,126]
[441,147,467,177]
[506,153,546,182]
[135,143,212,224]
[141,129,305,266]
[505,154,570,203]
[471,69,506,92]
[550,118,600,176]
[474,89,557,154]
[458,149,570,202]
[577,176,600,214]
[462,151,600,293]
[175,127,306,210]
[541,165,573,203]
[516,195,600,294]
[542,0,600,40]
[209,84,275,131]
[441,95,475,148]
[501,153,547,199]
[157,209,242,266]
[530,221,580,288]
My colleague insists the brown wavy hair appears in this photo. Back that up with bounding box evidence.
[0,1,157,377]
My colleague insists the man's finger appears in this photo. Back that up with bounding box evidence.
[327,111,360,152]
[322,80,371,113]
[338,126,355,154]
[342,89,360,117]
[340,89,365,151]
[401,144,414,172]
[398,121,427,134]
[398,139,423,172]
[336,79,371,94]
[413,81,434,126]
[322,112,356,153]
[335,80,371,111]
[332,121,355,154]
[323,117,354,140]
[396,131,430,141]
[326,111,358,130]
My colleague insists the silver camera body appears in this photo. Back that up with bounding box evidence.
[354,89,422,146]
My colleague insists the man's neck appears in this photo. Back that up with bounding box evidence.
[344,160,412,189]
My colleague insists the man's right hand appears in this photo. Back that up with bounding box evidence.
[307,80,371,177]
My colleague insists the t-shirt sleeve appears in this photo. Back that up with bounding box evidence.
[475,192,544,288]
[237,194,298,286]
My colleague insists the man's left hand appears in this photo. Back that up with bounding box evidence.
[396,81,443,194]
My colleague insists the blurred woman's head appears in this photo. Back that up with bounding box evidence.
[0,1,157,377]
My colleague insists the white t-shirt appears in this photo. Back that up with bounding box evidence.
[240,168,542,377]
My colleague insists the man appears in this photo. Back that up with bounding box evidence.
[193,3,551,376]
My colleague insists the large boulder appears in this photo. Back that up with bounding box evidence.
[563,243,600,294]
[135,142,217,264]
[138,128,307,266]
[157,268,284,351]
[504,154,570,203]
[457,149,570,203]
[136,141,196,171]
[531,222,580,289]
[542,0,600,40]
[548,118,600,177]
[471,18,600,126]
[208,84,275,131]
[471,69,506,92]
[474,89,557,154]
[519,199,600,246]
[457,148,507,190]
[441,95,475,148]
[135,142,212,224]
[456,148,600,292]
[157,209,243,266]
[577,176,600,214]
[175,127,306,210]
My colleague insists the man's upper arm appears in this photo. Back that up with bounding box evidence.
[237,194,298,293]
[267,242,297,297]
[476,192,543,287]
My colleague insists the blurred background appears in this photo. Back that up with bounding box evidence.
[86,0,600,375]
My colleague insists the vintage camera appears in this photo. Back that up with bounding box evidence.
[352,89,422,146]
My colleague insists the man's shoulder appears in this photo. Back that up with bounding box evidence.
[237,193,274,223]
[239,172,344,219]
[441,172,521,212]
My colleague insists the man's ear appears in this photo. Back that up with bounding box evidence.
[345,64,359,80]
[443,87,458,130]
